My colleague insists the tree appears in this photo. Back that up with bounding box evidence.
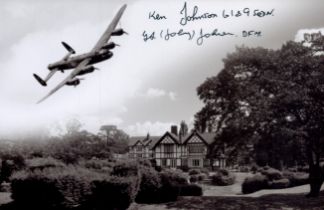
[99,125,129,154]
[195,40,324,197]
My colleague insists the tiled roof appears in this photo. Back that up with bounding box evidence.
[128,136,143,146]
[129,136,161,147]
[198,132,217,145]
[130,132,217,148]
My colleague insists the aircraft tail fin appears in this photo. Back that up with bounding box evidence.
[33,74,47,86]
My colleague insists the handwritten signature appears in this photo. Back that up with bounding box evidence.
[143,28,261,45]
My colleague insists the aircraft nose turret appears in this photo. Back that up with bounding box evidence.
[48,64,54,70]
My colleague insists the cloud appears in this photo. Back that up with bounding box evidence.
[146,88,166,98]
[125,121,174,136]
[295,28,324,42]
[168,91,177,101]
[140,88,177,100]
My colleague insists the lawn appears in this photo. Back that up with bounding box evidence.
[132,192,324,210]
[202,172,252,196]
[131,172,324,210]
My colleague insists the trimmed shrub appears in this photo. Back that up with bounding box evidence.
[111,161,140,177]
[180,165,189,172]
[158,170,188,202]
[297,165,309,173]
[178,184,203,196]
[200,168,210,176]
[79,159,113,173]
[90,176,140,210]
[261,167,283,181]
[188,169,201,176]
[251,164,259,174]
[0,154,26,183]
[11,166,103,209]
[283,171,309,187]
[198,173,207,181]
[154,165,162,172]
[242,174,269,194]
[160,169,188,185]
[135,166,161,204]
[268,178,290,189]
[26,157,65,171]
[189,175,198,183]
[211,169,235,186]
[138,159,152,168]
[239,166,250,172]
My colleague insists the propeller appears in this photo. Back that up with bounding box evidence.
[61,42,76,54]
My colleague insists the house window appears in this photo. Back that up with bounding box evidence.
[192,159,200,167]
[162,159,167,166]
[136,146,143,152]
[164,144,174,157]
[164,144,174,153]
[182,159,188,166]
[188,144,204,153]
[171,159,176,168]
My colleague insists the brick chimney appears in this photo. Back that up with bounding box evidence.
[171,125,178,136]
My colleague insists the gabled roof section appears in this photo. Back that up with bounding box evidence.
[128,137,142,146]
[198,132,217,144]
[151,132,179,149]
[183,131,216,145]
[129,136,161,148]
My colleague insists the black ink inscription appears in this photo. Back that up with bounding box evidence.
[222,8,250,18]
[196,28,235,45]
[143,31,156,42]
[149,11,167,20]
[180,2,218,26]
[242,30,262,37]
[163,28,195,41]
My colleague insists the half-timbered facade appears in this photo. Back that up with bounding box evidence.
[128,127,226,168]
[151,132,183,168]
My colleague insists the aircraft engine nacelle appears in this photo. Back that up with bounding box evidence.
[102,42,118,50]
[66,78,82,86]
[77,66,97,76]
[111,28,128,36]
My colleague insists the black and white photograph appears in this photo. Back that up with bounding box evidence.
[0,0,323,209]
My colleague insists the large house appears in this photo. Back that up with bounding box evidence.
[128,126,226,168]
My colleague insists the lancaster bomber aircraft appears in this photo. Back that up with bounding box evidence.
[34,4,127,104]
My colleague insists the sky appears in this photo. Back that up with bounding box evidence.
[0,0,324,138]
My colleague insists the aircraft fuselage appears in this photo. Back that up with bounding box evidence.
[48,50,113,71]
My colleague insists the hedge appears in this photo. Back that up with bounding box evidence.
[157,170,189,203]
[11,166,102,209]
[178,184,203,196]
[188,169,200,176]
[242,174,268,194]
[283,171,309,187]
[268,178,290,189]
[135,166,161,204]
[111,161,140,177]
[90,175,140,210]
[260,168,283,181]
[211,169,236,186]
[26,157,65,171]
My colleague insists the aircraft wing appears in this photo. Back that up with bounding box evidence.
[36,4,127,104]
[36,59,90,104]
[92,4,127,51]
